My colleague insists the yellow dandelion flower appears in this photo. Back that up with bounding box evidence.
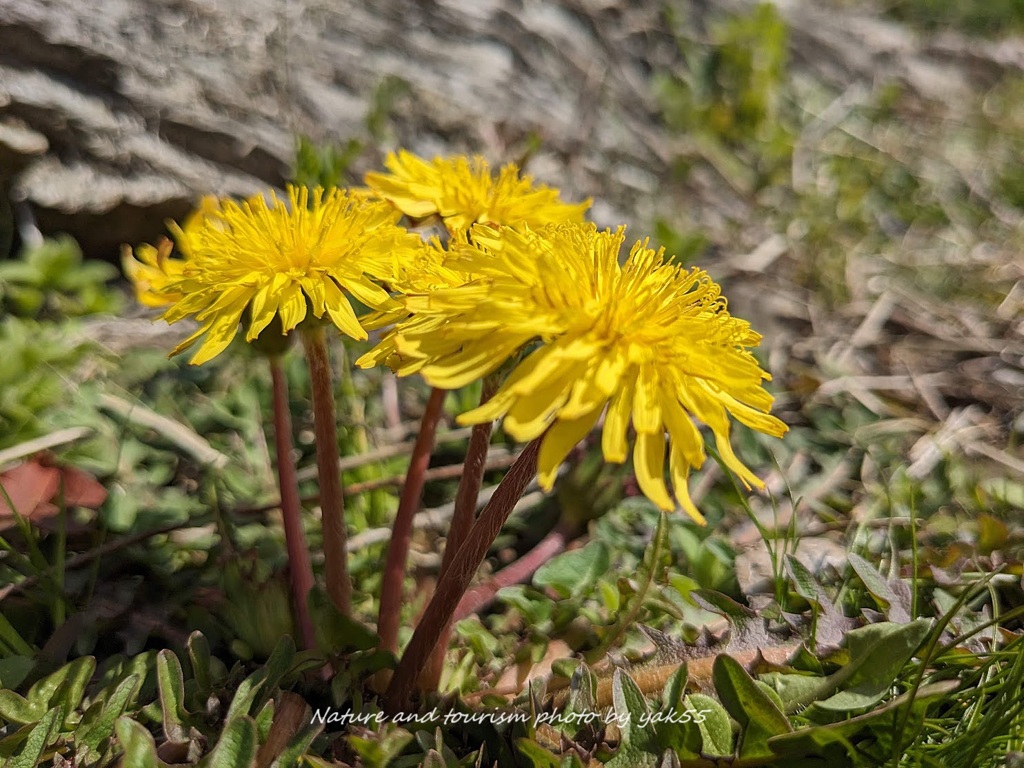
[150,185,421,365]
[362,223,787,524]
[364,150,591,232]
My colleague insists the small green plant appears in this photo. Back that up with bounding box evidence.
[0,634,324,767]
[0,235,121,319]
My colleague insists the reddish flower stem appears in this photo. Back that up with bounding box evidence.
[452,522,571,622]
[268,356,317,651]
[377,386,447,662]
[419,377,498,691]
[301,325,351,617]
[384,438,541,714]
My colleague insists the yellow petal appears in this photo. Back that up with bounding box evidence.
[670,442,706,525]
[423,336,525,390]
[634,430,674,511]
[632,366,661,434]
[189,305,246,365]
[323,278,367,340]
[601,371,636,463]
[503,376,575,441]
[537,409,603,489]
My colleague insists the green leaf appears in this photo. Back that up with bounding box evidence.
[114,716,161,768]
[26,656,94,712]
[712,654,792,758]
[270,722,323,768]
[654,699,703,759]
[685,693,732,757]
[187,632,213,696]
[155,650,190,743]
[0,690,42,726]
[661,662,688,712]
[605,670,657,768]
[250,634,295,715]
[347,725,414,768]
[611,669,653,749]
[598,579,620,613]
[224,668,269,724]
[54,656,96,723]
[203,715,258,768]
[786,555,830,608]
[560,663,597,736]
[814,619,932,712]
[8,705,63,768]
[533,541,611,599]
[847,553,911,623]
[78,673,140,753]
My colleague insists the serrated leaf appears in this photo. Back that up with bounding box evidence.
[685,693,732,757]
[204,715,258,768]
[534,541,611,599]
[712,654,792,758]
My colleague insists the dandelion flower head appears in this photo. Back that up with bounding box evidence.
[365,223,788,523]
[364,150,591,232]
[136,185,423,365]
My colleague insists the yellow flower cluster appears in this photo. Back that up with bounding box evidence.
[357,223,786,523]
[124,150,786,519]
